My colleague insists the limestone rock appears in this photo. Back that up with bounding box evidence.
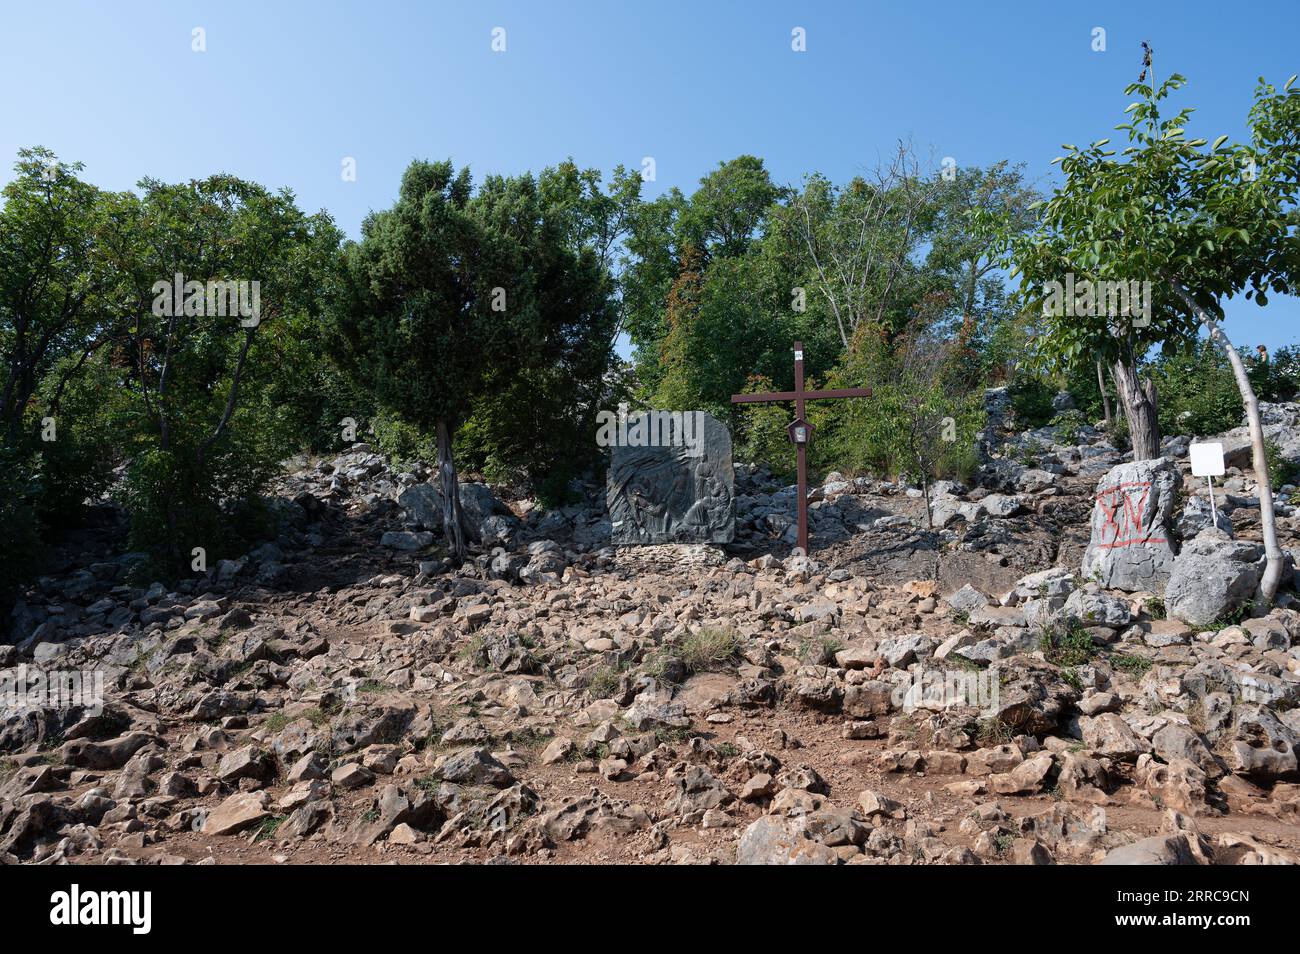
[1165,531,1263,626]
[989,752,1054,795]
[946,584,990,614]
[1100,833,1206,865]
[736,816,838,865]
[204,792,270,836]
[1081,457,1181,592]
[436,748,515,788]
[1062,587,1132,628]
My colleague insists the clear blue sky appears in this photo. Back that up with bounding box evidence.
[3,0,1297,352]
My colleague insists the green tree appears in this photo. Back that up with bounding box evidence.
[328,160,616,559]
[623,157,785,398]
[0,148,114,442]
[926,161,1041,370]
[811,312,982,502]
[457,160,633,490]
[99,174,341,574]
[652,249,799,421]
[783,143,939,348]
[1148,342,1243,436]
[1003,62,1300,602]
[0,149,121,609]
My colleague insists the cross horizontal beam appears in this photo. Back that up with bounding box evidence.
[730,387,872,404]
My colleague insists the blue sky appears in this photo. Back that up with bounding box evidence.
[3,0,1297,352]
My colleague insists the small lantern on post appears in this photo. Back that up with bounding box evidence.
[787,417,814,446]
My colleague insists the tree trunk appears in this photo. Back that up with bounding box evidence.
[1111,357,1160,460]
[436,418,467,562]
[1166,279,1284,603]
[920,472,932,529]
[1096,359,1113,428]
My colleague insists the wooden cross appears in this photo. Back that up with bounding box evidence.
[730,341,871,553]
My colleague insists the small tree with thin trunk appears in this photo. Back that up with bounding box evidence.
[892,324,975,529]
[833,313,979,527]
[1002,62,1300,603]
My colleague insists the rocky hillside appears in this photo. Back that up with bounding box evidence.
[3,402,1300,865]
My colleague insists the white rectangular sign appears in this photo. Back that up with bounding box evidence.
[1190,441,1226,477]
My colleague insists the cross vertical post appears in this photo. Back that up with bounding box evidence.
[730,341,872,554]
[793,342,809,552]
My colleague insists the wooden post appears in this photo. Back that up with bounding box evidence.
[794,341,809,552]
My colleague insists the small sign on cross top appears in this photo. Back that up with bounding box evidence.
[730,341,871,552]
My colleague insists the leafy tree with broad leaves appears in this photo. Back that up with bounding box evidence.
[1000,62,1300,602]
[926,161,1041,378]
[622,156,786,399]
[98,173,341,574]
[652,247,801,422]
[1,149,119,606]
[0,148,341,581]
[0,148,113,443]
[808,305,983,508]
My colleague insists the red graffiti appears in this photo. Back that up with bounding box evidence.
[1094,480,1166,549]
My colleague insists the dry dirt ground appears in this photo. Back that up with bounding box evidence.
[4,448,1300,866]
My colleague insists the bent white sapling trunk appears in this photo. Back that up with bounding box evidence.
[1168,279,1285,604]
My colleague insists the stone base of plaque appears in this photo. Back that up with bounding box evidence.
[612,543,728,570]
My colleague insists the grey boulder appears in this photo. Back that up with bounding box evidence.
[1061,587,1132,629]
[736,816,838,865]
[1165,531,1263,626]
[1100,833,1205,865]
[1081,457,1181,592]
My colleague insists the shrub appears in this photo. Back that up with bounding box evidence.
[1149,343,1242,436]
[1059,360,1108,422]
[0,361,124,621]
[587,666,622,699]
[975,717,1014,745]
[811,327,986,487]
[1266,438,1297,489]
[1007,375,1056,429]
[533,469,582,510]
[116,425,281,580]
[0,449,43,625]
[1039,619,1096,667]
[0,412,116,625]
[1103,413,1130,451]
[25,362,123,528]
[1049,409,1088,444]
[1110,653,1154,677]
[369,409,437,469]
[271,359,376,456]
[457,363,609,493]
[678,628,742,673]
[1249,344,1300,403]
[736,376,797,479]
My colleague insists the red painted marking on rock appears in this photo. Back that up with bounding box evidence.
[1093,480,1165,549]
